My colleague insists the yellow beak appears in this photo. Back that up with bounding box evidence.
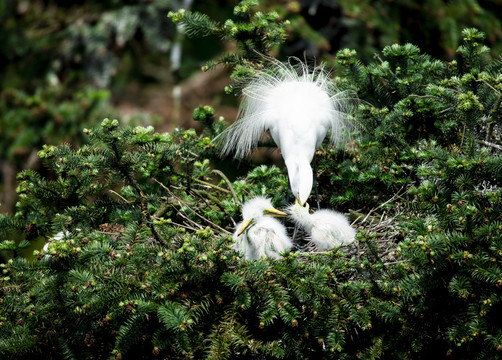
[263,208,287,217]
[294,199,309,209]
[237,218,255,236]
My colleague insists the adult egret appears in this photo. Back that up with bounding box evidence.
[233,196,293,259]
[287,201,355,251]
[215,58,354,205]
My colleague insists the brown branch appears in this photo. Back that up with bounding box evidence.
[153,178,232,235]
[476,79,502,96]
[212,169,240,205]
[479,140,502,151]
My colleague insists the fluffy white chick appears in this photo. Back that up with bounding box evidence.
[288,201,355,251]
[233,197,292,259]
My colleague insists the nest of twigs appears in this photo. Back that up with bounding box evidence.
[158,173,406,268]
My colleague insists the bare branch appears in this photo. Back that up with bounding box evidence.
[153,178,232,235]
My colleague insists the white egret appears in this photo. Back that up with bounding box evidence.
[215,58,355,205]
[287,201,355,251]
[233,197,293,259]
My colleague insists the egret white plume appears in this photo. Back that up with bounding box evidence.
[287,201,355,251]
[233,196,292,259]
[215,58,355,205]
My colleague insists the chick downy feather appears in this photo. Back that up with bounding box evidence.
[214,58,355,205]
[233,197,292,259]
[288,203,355,251]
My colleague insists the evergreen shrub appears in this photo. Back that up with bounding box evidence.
[0,2,501,358]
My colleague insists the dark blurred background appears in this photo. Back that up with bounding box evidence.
[1,0,501,213]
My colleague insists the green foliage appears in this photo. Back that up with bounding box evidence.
[1,14,502,360]
[168,0,288,87]
[324,28,502,211]
[1,0,175,89]
[0,0,177,213]
[0,87,111,165]
[338,0,502,61]
[393,140,502,357]
[0,212,399,359]
[320,32,502,357]
[330,28,502,358]
[4,119,218,246]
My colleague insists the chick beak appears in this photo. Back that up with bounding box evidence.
[264,208,288,217]
[237,218,255,236]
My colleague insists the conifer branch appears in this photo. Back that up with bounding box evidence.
[484,91,502,141]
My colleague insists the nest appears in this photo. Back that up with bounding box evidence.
[289,206,403,265]
[155,178,406,267]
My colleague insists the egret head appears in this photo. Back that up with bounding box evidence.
[284,159,313,206]
[237,196,287,235]
[286,199,313,232]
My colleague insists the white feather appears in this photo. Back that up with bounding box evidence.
[233,197,292,259]
[214,58,355,204]
[287,203,355,250]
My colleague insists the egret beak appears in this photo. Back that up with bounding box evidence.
[294,199,309,208]
[237,218,255,236]
[263,208,287,217]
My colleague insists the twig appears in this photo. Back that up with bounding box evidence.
[479,140,502,151]
[408,95,440,99]
[383,260,407,266]
[361,185,406,223]
[153,211,201,232]
[485,92,502,141]
[476,79,502,96]
[108,189,130,203]
[212,169,239,205]
[460,124,466,148]
[192,177,230,194]
[193,189,225,210]
[153,178,232,235]
[172,221,200,232]
[109,139,164,245]
[191,189,237,227]
[160,198,205,231]
[154,203,171,218]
